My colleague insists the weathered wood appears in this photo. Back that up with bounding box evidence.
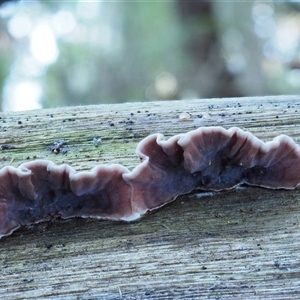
[0,95,299,299]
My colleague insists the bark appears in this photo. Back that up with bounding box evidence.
[0,95,299,299]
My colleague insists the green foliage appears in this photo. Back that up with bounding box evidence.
[1,1,300,110]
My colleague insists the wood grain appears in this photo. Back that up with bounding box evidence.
[0,95,299,299]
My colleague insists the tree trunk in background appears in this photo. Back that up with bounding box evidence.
[212,1,268,96]
[176,1,268,98]
[176,0,243,98]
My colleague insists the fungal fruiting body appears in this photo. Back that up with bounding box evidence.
[0,126,300,238]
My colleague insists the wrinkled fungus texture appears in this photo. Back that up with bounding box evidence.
[0,126,300,238]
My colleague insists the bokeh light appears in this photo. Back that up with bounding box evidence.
[0,1,300,111]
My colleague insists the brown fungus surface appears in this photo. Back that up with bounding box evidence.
[0,126,300,238]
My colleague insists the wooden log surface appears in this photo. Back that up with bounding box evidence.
[0,95,299,299]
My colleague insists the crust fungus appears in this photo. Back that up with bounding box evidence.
[0,126,299,238]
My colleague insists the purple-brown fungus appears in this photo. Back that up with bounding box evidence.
[0,126,299,238]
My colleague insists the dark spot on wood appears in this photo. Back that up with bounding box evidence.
[1,145,15,150]
[45,243,53,249]
[49,140,69,154]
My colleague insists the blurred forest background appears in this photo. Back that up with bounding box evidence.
[0,0,300,111]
